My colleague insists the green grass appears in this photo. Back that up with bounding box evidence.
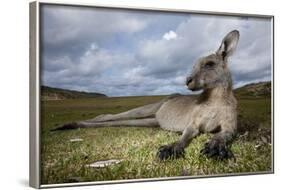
[40,95,272,184]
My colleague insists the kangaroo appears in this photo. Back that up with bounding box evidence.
[55,30,240,160]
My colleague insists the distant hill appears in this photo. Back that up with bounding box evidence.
[41,86,107,100]
[234,81,271,98]
[41,81,271,100]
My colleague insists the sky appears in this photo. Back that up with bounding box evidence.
[41,4,272,97]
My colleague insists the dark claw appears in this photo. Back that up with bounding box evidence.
[201,139,234,160]
[157,143,185,160]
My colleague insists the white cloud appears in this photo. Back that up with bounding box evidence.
[42,55,73,72]
[137,15,271,84]
[42,5,149,47]
[163,30,177,40]
[42,6,272,97]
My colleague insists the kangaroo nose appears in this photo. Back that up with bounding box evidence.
[186,77,193,85]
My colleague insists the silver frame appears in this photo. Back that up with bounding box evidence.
[29,1,274,188]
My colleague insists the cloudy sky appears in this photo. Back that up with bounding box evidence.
[41,4,272,97]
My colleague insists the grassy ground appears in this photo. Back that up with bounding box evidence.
[40,95,272,184]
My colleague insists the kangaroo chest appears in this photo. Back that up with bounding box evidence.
[191,104,227,133]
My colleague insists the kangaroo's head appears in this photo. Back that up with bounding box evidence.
[186,30,240,91]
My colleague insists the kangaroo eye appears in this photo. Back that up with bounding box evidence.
[205,61,215,68]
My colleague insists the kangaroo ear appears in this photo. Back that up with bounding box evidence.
[216,30,240,59]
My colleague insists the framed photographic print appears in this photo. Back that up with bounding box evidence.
[29,1,274,188]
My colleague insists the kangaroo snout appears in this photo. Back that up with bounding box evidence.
[186,76,198,91]
[186,76,194,90]
[186,77,193,86]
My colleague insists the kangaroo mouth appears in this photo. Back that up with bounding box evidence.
[187,83,202,91]
[187,83,203,91]
[188,86,202,91]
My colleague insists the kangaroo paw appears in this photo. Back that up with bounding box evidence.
[157,143,185,160]
[51,122,84,131]
[200,139,234,160]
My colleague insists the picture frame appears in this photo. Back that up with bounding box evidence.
[30,1,274,188]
